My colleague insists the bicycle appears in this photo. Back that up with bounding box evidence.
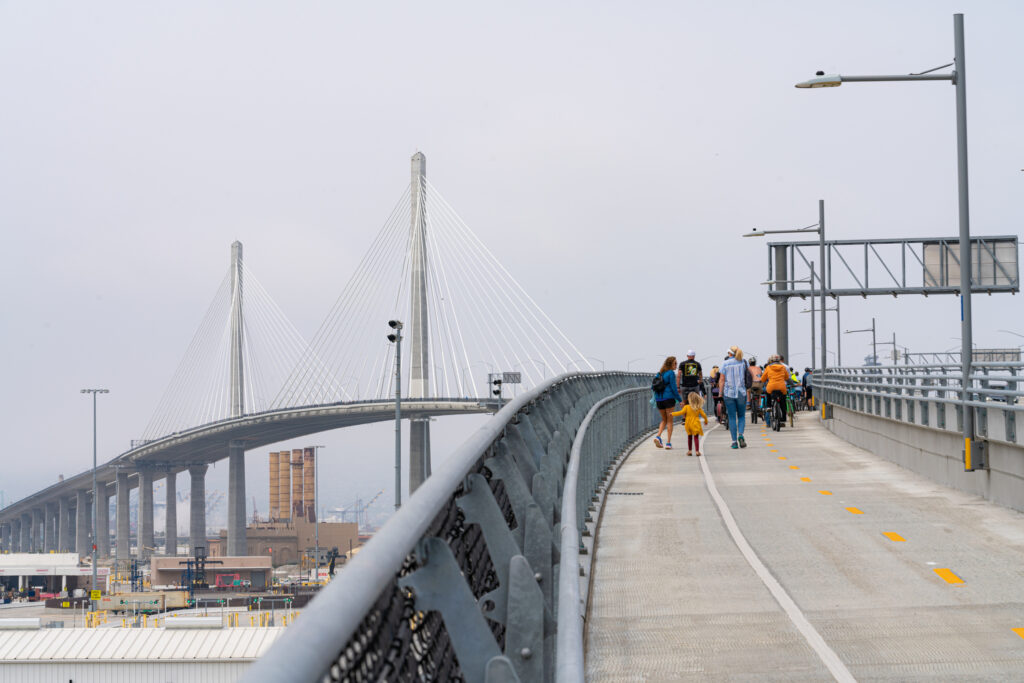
[749,385,764,424]
[770,391,785,432]
[786,387,798,428]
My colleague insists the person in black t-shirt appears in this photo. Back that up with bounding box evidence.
[679,350,704,395]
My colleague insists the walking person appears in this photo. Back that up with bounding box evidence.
[679,351,704,396]
[717,346,749,449]
[652,356,682,450]
[672,392,709,456]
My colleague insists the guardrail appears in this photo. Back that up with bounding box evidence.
[818,362,1024,444]
[247,372,657,683]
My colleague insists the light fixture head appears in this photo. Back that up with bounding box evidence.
[795,71,842,88]
[386,333,397,343]
[388,320,402,329]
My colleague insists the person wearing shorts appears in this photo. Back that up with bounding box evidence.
[652,356,682,449]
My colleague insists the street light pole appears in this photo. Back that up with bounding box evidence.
[387,321,403,510]
[796,13,976,469]
[81,388,109,609]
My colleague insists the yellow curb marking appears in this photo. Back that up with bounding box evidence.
[934,568,964,584]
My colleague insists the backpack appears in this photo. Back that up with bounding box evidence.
[652,372,668,394]
[744,365,753,390]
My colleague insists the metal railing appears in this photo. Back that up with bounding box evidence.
[817,362,1024,444]
[247,372,657,683]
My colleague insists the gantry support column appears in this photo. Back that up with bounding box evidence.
[115,471,131,560]
[165,472,177,555]
[58,497,72,552]
[76,490,90,558]
[138,468,154,561]
[189,465,208,553]
[96,487,110,558]
[13,519,22,552]
[408,152,432,493]
[44,503,56,552]
[1,522,9,553]
[773,243,790,361]
[227,441,247,556]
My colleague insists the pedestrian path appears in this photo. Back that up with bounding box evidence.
[585,412,1024,681]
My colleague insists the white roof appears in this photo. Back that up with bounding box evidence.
[0,627,285,662]
[0,553,79,568]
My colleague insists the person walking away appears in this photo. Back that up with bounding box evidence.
[802,368,813,408]
[718,346,750,449]
[672,391,709,456]
[679,351,704,396]
[652,356,682,449]
[708,365,724,423]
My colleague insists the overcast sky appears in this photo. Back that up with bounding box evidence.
[2,1,1021,523]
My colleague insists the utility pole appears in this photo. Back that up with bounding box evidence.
[387,321,403,510]
[81,388,109,610]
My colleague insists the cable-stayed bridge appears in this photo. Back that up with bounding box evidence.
[0,152,591,561]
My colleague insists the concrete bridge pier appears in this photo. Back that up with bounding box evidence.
[96,488,110,557]
[165,472,177,555]
[21,514,31,552]
[138,468,154,561]
[58,497,72,552]
[12,519,22,552]
[32,508,43,552]
[44,503,56,552]
[409,419,431,493]
[75,490,90,558]
[189,465,208,553]
[227,441,247,556]
[115,471,131,560]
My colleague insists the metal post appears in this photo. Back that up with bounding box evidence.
[810,261,816,373]
[389,322,403,511]
[872,318,877,366]
[836,298,841,366]
[81,388,108,606]
[953,14,975,469]
[774,244,789,359]
[819,200,827,378]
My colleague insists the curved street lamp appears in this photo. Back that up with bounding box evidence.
[796,13,979,470]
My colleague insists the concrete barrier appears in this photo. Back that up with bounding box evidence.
[826,405,1024,514]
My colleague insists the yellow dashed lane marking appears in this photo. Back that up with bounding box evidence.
[777,455,786,460]
[882,532,905,542]
[1013,628,1024,639]
[934,568,964,584]
[800,477,811,482]
[845,507,863,514]
[819,490,832,495]
[789,465,799,470]
[770,449,779,453]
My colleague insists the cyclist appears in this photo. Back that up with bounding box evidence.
[762,355,790,421]
[748,357,762,413]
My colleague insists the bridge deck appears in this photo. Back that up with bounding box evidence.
[586,413,1024,681]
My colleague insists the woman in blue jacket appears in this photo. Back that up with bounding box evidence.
[653,356,682,449]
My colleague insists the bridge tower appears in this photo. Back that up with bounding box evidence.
[408,153,432,493]
[226,241,248,555]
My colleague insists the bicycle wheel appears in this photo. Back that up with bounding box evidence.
[788,399,795,427]
[773,401,783,431]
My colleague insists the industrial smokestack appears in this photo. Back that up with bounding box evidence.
[278,452,291,522]
[269,452,280,521]
[291,449,304,520]
[303,448,315,523]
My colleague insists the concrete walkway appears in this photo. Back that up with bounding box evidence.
[585,412,1024,681]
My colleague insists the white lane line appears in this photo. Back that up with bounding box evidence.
[698,424,857,683]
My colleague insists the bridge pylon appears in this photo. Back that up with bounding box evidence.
[408,153,431,494]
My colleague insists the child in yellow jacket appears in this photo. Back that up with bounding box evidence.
[672,392,709,456]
